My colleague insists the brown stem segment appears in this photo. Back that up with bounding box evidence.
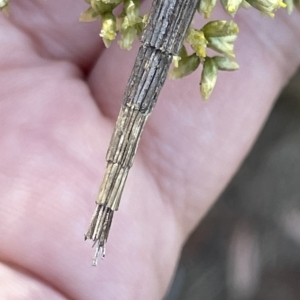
[85,0,199,265]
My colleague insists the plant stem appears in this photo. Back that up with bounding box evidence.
[85,0,199,265]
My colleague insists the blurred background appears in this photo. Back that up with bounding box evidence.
[165,70,300,300]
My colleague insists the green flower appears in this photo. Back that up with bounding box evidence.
[118,0,143,49]
[246,0,286,16]
[80,0,145,50]
[221,0,244,15]
[90,0,118,14]
[170,53,201,79]
[212,56,239,70]
[80,0,117,21]
[123,0,142,26]
[198,0,218,18]
[201,21,239,57]
[118,24,140,49]
[207,35,237,57]
[200,57,218,100]
[202,20,239,38]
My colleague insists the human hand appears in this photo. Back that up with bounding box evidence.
[0,1,299,299]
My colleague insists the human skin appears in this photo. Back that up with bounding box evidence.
[0,1,299,299]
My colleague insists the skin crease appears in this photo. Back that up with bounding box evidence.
[0,0,299,299]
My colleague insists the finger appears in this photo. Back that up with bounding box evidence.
[5,0,103,69]
[0,4,176,299]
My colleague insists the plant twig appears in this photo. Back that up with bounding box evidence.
[85,0,199,265]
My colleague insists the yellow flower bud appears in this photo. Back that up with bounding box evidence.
[186,28,208,58]
[100,12,117,47]
[200,57,218,100]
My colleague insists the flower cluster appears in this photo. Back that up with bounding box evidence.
[170,0,296,99]
[170,21,239,100]
[80,0,144,49]
[1,0,298,99]
[199,0,288,17]
[79,0,294,99]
